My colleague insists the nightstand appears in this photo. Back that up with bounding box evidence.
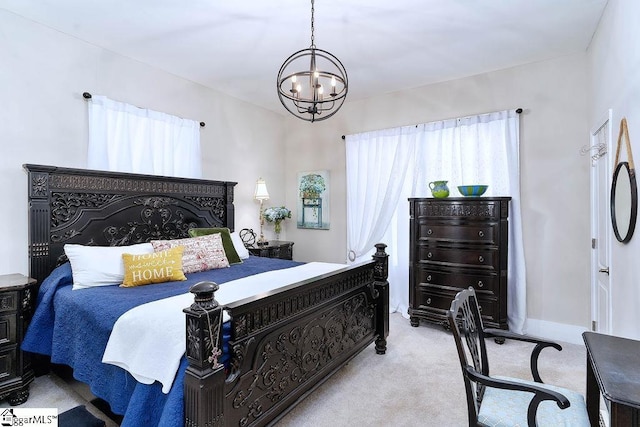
[247,241,294,260]
[0,274,36,405]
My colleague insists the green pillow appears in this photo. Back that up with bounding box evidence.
[188,227,242,265]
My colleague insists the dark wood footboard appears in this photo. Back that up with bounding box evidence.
[184,243,389,427]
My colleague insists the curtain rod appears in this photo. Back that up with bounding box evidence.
[82,92,206,128]
[340,107,523,140]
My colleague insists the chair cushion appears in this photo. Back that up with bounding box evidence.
[478,376,590,426]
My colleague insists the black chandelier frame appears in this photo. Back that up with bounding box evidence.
[277,48,348,122]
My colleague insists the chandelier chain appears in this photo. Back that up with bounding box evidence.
[310,0,315,48]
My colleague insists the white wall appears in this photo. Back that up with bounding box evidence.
[0,10,286,276]
[588,0,640,340]
[284,54,592,333]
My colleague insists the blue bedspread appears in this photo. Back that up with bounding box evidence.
[22,256,303,426]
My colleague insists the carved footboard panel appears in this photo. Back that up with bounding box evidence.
[185,244,389,427]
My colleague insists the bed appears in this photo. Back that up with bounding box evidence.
[22,164,389,426]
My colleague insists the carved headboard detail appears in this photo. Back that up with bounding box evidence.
[24,164,237,285]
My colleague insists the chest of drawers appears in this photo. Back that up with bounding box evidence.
[0,274,37,405]
[408,197,511,330]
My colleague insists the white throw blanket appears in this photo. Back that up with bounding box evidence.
[102,262,346,393]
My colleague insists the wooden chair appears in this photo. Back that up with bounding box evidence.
[447,287,589,426]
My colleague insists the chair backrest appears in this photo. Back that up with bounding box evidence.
[447,287,490,425]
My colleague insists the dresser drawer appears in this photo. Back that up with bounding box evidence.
[278,245,293,260]
[0,292,17,313]
[270,247,282,258]
[414,200,505,221]
[418,222,499,244]
[476,298,501,324]
[417,246,499,270]
[416,289,455,312]
[417,286,501,324]
[416,268,498,295]
[0,346,16,381]
[0,314,16,346]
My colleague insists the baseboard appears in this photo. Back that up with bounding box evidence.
[525,318,589,345]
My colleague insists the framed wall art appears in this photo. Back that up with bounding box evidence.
[297,170,330,229]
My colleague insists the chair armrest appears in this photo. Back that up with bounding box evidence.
[484,328,562,384]
[465,366,571,426]
[484,328,561,347]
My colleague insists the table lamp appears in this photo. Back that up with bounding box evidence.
[254,178,269,245]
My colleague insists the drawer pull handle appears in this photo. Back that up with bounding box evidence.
[427,252,433,259]
[426,298,432,305]
[478,231,485,237]
[426,275,432,282]
[427,229,433,235]
[478,280,484,288]
[478,256,484,263]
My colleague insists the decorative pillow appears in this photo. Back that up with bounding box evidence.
[64,243,154,290]
[151,234,230,273]
[121,246,187,287]
[230,231,250,260]
[187,227,242,264]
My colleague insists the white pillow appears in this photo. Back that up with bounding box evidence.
[64,243,154,290]
[230,231,250,260]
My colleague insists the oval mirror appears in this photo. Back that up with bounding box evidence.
[610,161,638,243]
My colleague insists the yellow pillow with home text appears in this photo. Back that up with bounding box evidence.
[121,246,187,287]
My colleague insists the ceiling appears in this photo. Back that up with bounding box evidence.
[1,0,608,115]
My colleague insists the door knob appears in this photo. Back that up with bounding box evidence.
[599,267,609,275]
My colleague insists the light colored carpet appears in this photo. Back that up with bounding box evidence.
[1,312,586,426]
[0,372,119,426]
[0,373,81,412]
[277,313,586,426]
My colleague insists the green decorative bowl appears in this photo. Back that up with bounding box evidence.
[457,185,488,197]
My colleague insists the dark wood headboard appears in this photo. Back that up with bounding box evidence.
[24,164,237,285]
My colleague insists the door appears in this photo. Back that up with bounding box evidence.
[589,109,612,334]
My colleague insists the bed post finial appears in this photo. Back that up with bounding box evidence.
[372,243,389,355]
[183,281,225,427]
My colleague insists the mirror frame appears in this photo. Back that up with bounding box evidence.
[610,161,638,243]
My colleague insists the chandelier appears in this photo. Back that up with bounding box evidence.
[276,0,348,122]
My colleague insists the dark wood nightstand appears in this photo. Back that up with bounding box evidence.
[247,241,294,260]
[0,274,37,405]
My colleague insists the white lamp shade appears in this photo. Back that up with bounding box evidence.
[254,178,270,201]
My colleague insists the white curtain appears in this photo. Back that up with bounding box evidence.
[88,95,202,178]
[345,127,417,262]
[346,109,526,333]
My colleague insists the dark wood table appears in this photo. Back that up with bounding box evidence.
[583,332,640,426]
